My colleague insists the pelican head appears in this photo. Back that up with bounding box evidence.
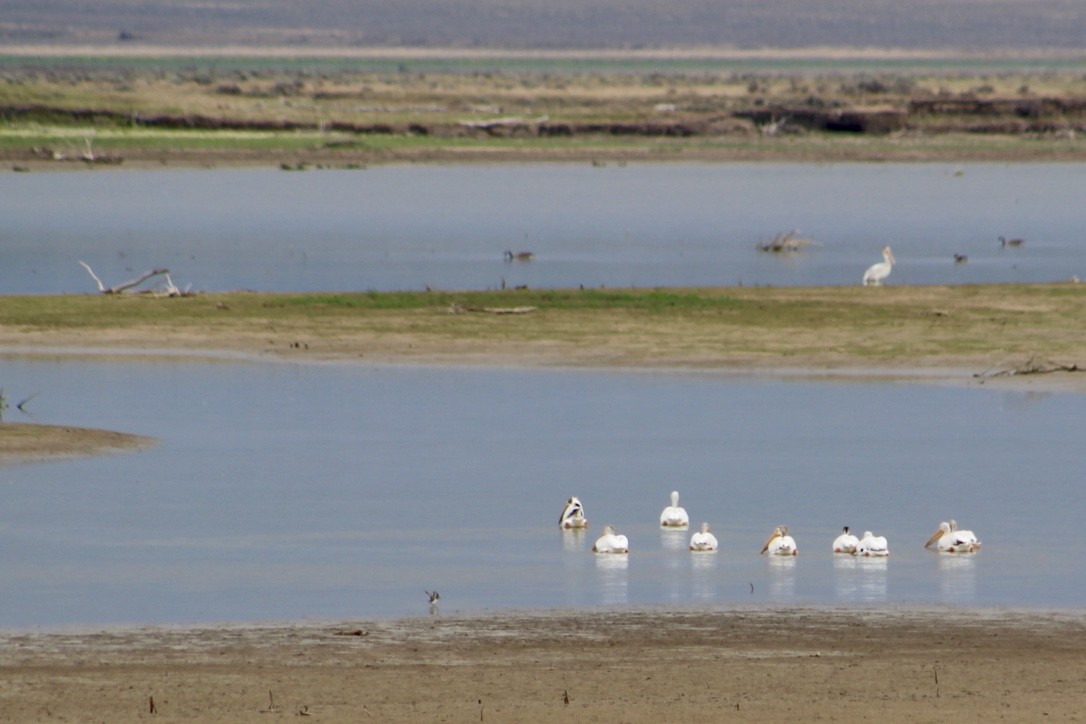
[559,496,588,528]
[670,490,680,507]
[761,525,786,554]
[925,521,952,549]
[883,245,895,265]
[700,522,711,534]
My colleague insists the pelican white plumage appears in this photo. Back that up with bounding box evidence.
[862,245,895,286]
[925,520,981,553]
[832,526,860,554]
[761,525,798,556]
[689,522,719,552]
[659,490,690,528]
[593,524,629,554]
[558,496,588,529]
[857,530,890,557]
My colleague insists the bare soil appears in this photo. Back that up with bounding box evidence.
[0,608,1083,722]
[0,421,154,463]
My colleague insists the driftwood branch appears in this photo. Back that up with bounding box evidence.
[448,304,537,315]
[757,229,818,253]
[79,261,170,294]
[975,355,1081,379]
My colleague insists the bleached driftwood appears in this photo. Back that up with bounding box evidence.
[79,261,170,294]
[448,303,538,315]
[974,355,1081,379]
[757,230,817,254]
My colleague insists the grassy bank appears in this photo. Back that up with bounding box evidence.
[2,285,1084,373]
[3,53,1086,166]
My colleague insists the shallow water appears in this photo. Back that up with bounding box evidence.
[0,358,1082,628]
[2,163,1085,294]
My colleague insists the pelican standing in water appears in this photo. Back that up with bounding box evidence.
[857,530,890,557]
[689,522,719,552]
[659,490,690,528]
[925,520,981,553]
[592,524,629,554]
[832,526,860,554]
[862,245,896,286]
[761,525,798,556]
[559,496,588,529]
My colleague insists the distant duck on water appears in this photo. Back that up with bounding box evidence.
[504,250,534,262]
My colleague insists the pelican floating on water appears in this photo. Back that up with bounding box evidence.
[925,520,981,553]
[857,530,890,557]
[832,526,860,554]
[593,524,629,554]
[689,522,719,552]
[659,490,690,528]
[559,496,588,529]
[862,245,895,286]
[761,525,798,556]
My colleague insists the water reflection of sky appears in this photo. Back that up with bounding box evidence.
[3,163,1086,294]
[0,357,1083,628]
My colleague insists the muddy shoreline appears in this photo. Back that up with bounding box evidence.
[1,607,1083,721]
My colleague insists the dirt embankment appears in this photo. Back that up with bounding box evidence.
[0,422,154,464]
[7,94,1086,139]
[0,608,1083,722]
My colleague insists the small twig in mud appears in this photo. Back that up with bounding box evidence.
[149,695,157,714]
[260,690,280,713]
[974,355,1081,379]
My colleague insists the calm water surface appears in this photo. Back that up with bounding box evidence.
[0,358,1082,628]
[2,163,1085,293]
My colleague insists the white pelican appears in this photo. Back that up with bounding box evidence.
[761,525,798,556]
[659,490,690,528]
[857,530,890,557]
[862,245,895,286]
[689,522,719,552]
[925,520,981,553]
[592,524,629,554]
[558,496,588,529]
[832,526,860,554]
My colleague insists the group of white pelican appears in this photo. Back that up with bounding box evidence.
[560,494,981,558]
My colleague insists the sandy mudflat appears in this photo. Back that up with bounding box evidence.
[0,607,1083,722]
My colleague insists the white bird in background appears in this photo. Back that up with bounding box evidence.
[761,525,798,556]
[593,524,629,554]
[832,526,860,554]
[857,530,890,557]
[925,520,981,553]
[689,522,719,552]
[558,496,588,529]
[659,490,690,528]
[862,245,896,286]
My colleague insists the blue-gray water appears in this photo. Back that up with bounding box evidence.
[2,163,1085,294]
[0,358,1082,629]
